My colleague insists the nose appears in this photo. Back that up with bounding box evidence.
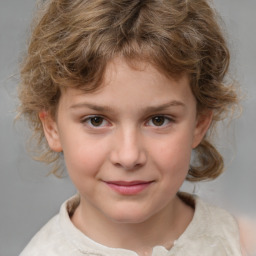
[109,127,147,170]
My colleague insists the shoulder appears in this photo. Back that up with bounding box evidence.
[195,198,242,254]
[196,197,240,236]
[179,192,240,236]
[173,193,242,255]
[20,215,64,256]
[19,196,81,256]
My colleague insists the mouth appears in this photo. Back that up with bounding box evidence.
[103,180,154,195]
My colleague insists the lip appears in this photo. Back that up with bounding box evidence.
[104,180,154,195]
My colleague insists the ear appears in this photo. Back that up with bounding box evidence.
[39,111,62,152]
[192,110,213,149]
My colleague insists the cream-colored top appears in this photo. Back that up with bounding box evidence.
[20,194,242,256]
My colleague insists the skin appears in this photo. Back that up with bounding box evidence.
[238,216,256,256]
[41,58,212,255]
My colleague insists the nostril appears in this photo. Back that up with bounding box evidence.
[109,133,147,170]
[113,162,142,170]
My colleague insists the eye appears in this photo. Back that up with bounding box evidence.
[146,116,172,127]
[82,115,110,128]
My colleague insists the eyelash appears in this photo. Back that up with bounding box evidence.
[81,115,174,128]
[145,115,174,127]
[81,115,110,128]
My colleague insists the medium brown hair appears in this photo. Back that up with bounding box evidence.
[19,0,238,180]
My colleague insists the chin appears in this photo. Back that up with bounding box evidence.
[107,207,153,224]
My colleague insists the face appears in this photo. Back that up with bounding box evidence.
[42,58,211,224]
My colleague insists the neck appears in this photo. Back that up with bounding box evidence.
[71,195,193,256]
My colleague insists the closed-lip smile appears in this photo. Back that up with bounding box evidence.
[103,180,154,195]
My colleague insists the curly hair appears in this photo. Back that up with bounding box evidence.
[19,0,238,180]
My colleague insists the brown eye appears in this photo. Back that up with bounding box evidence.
[151,116,166,126]
[90,116,104,126]
[82,115,111,129]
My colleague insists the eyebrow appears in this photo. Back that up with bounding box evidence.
[70,103,115,112]
[142,101,185,113]
[69,100,185,114]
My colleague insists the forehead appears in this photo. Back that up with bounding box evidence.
[58,58,196,113]
[102,58,192,99]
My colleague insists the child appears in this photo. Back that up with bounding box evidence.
[19,0,242,255]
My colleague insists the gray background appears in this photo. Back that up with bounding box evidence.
[0,1,255,255]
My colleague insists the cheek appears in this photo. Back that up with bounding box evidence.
[152,133,193,175]
[63,137,109,178]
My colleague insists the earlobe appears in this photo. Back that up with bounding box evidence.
[39,111,62,152]
[192,111,213,149]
